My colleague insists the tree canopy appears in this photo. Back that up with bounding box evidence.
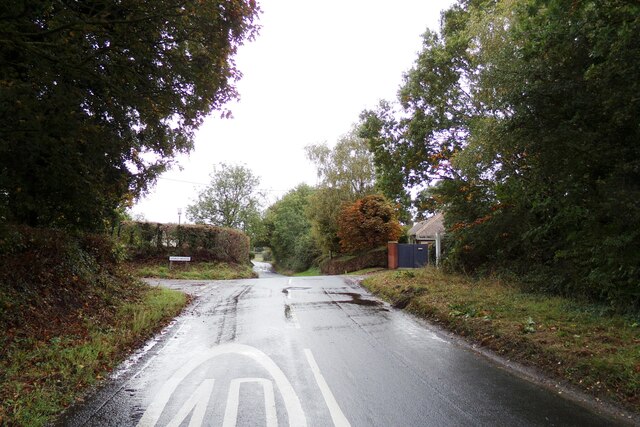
[305,131,377,255]
[359,0,640,308]
[337,194,402,254]
[186,163,263,243]
[263,184,319,272]
[0,0,260,230]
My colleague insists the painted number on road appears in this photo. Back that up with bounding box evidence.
[137,344,350,427]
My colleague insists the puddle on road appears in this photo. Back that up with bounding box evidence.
[284,304,293,320]
[332,292,382,307]
[281,286,311,295]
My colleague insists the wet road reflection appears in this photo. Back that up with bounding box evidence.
[60,268,630,426]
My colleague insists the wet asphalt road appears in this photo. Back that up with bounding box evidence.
[61,262,628,426]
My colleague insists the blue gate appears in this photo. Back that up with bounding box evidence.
[397,244,428,268]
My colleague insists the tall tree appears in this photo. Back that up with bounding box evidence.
[263,184,319,272]
[187,163,263,243]
[359,3,475,214]
[305,130,376,197]
[358,0,640,308]
[0,0,260,230]
[305,130,377,255]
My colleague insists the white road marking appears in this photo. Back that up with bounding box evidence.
[290,306,301,329]
[165,379,214,427]
[304,349,351,427]
[137,344,306,427]
[222,378,277,427]
[286,279,293,299]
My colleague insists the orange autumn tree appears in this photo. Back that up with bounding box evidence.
[337,194,402,253]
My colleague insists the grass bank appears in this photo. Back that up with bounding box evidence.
[0,283,187,426]
[128,261,257,280]
[0,226,190,425]
[293,267,321,277]
[362,268,640,414]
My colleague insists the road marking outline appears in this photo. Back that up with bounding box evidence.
[288,305,301,329]
[304,349,351,427]
[137,344,306,427]
[222,378,277,427]
[165,378,214,427]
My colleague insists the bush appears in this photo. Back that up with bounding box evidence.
[115,222,250,264]
[336,195,402,253]
[0,225,125,331]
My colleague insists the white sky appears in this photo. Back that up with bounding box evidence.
[131,0,455,223]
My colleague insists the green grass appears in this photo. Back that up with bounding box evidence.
[346,267,386,275]
[0,286,187,426]
[293,267,322,277]
[363,268,640,413]
[130,261,257,280]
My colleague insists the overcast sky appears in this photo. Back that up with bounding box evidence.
[131,0,455,224]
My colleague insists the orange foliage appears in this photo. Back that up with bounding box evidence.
[336,195,402,253]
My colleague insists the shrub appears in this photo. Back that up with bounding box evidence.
[337,195,402,253]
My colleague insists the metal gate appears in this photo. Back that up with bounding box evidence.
[397,244,428,268]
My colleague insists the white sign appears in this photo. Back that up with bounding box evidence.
[169,256,191,262]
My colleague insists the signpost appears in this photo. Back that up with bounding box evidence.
[169,256,191,269]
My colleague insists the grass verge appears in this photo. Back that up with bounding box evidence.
[293,267,321,277]
[346,267,386,276]
[362,268,640,413]
[128,261,257,280]
[0,284,187,426]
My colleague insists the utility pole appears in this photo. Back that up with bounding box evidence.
[177,208,183,248]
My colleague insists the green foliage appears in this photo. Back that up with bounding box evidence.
[358,6,473,217]
[0,0,260,231]
[260,248,272,262]
[186,163,264,245]
[0,226,118,302]
[263,184,320,272]
[336,194,402,254]
[305,131,378,255]
[360,0,640,309]
[306,188,352,255]
[116,221,250,264]
[305,129,376,197]
[1,272,185,425]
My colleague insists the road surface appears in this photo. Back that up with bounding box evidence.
[61,263,629,426]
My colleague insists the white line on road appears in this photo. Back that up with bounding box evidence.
[223,378,277,427]
[304,349,351,427]
[137,344,306,427]
[289,306,301,329]
[165,379,214,427]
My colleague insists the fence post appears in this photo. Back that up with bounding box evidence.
[388,241,398,269]
[435,232,441,267]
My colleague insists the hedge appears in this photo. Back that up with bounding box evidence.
[320,247,387,275]
[115,222,250,264]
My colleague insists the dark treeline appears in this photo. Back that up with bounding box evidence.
[360,0,640,310]
[0,0,259,231]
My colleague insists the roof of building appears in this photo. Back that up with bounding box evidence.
[409,212,445,240]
